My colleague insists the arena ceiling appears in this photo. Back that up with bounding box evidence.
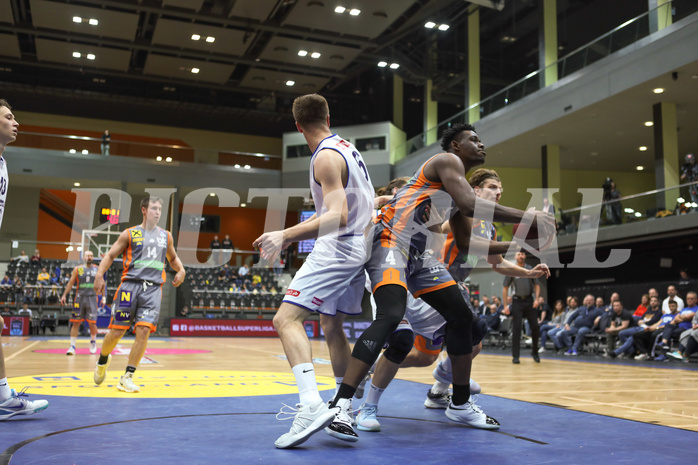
[0,0,653,138]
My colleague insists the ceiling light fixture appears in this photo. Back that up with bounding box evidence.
[334,6,346,13]
[424,21,436,29]
[165,157,173,162]
[86,54,96,60]
[88,19,98,26]
[244,165,251,169]
[377,61,387,67]
[156,156,162,161]
[389,63,400,69]
[644,121,653,126]
[240,203,247,207]
[72,52,81,58]
[286,80,295,86]
[205,36,215,43]
[191,34,201,41]
[310,52,321,59]
[653,88,664,94]
[81,149,89,154]
[74,182,81,187]
[69,149,77,153]
[209,193,216,197]
[298,50,308,56]
[639,146,648,151]
[349,9,361,16]
[73,16,81,23]
[438,24,450,31]
[636,166,644,171]
[191,68,200,74]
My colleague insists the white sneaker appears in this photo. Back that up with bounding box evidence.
[634,354,650,361]
[538,347,546,354]
[66,345,76,356]
[433,363,481,394]
[93,354,112,385]
[274,401,336,449]
[355,403,380,432]
[0,388,49,421]
[90,341,97,355]
[446,400,500,430]
[355,374,371,399]
[117,372,140,393]
[325,397,358,442]
[424,389,451,409]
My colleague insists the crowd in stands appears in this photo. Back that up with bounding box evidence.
[472,279,698,363]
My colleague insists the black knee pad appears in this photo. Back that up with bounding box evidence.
[352,285,407,365]
[384,329,415,365]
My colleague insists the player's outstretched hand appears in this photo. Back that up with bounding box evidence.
[253,230,286,262]
[529,263,551,279]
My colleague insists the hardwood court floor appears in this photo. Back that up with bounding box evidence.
[4,335,698,432]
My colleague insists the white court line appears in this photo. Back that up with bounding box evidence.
[5,341,41,362]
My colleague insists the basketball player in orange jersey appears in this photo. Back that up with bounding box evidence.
[331,123,555,432]
[92,196,185,393]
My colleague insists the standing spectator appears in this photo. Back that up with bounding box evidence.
[210,235,221,265]
[680,153,697,210]
[662,285,685,314]
[502,250,542,364]
[30,249,41,266]
[677,268,693,300]
[602,177,622,225]
[633,294,650,319]
[12,275,23,304]
[602,300,634,356]
[221,234,234,251]
[101,130,110,156]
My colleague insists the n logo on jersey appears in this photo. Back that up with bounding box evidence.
[119,291,132,307]
[130,229,143,238]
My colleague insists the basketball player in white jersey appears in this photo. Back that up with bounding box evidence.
[0,99,49,420]
[253,94,374,449]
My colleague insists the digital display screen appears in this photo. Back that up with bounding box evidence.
[297,210,316,254]
[100,208,120,225]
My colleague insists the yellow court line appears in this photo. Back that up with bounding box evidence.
[5,341,41,362]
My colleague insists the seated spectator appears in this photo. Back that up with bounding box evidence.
[12,250,29,263]
[633,300,680,360]
[539,299,572,352]
[178,305,190,318]
[602,299,634,356]
[18,303,32,317]
[633,293,650,319]
[668,304,698,362]
[493,296,504,312]
[483,304,501,332]
[0,274,12,287]
[49,271,59,285]
[252,272,262,286]
[612,296,663,358]
[30,249,41,266]
[218,265,230,282]
[37,267,50,283]
[662,285,684,314]
[34,283,46,305]
[269,286,278,295]
[552,294,603,356]
[1,306,12,316]
[238,264,249,279]
[656,291,697,351]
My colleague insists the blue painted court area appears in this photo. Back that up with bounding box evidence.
[2,379,695,465]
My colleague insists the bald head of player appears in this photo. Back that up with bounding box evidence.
[440,122,486,169]
[0,99,19,155]
[292,94,330,133]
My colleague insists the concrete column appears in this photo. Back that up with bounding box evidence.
[539,0,558,88]
[424,79,438,145]
[467,5,480,123]
[653,101,679,211]
[649,0,673,33]
[393,74,404,130]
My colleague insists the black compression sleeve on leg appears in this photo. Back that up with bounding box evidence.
[352,284,407,365]
[421,285,473,356]
[383,329,415,365]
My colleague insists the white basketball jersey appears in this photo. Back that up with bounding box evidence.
[0,156,8,230]
[309,134,374,238]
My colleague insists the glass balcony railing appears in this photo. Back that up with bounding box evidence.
[13,131,282,170]
[556,181,698,236]
[399,0,697,157]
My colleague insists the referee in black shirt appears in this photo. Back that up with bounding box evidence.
[502,250,542,364]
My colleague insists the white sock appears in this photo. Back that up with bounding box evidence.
[0,377,12,401]
[291,363,322,406]
[334,377,343,397]
[431,380,450,395]
[441,356,452,373]
[365,383,385,405]
[70,337,77,347]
